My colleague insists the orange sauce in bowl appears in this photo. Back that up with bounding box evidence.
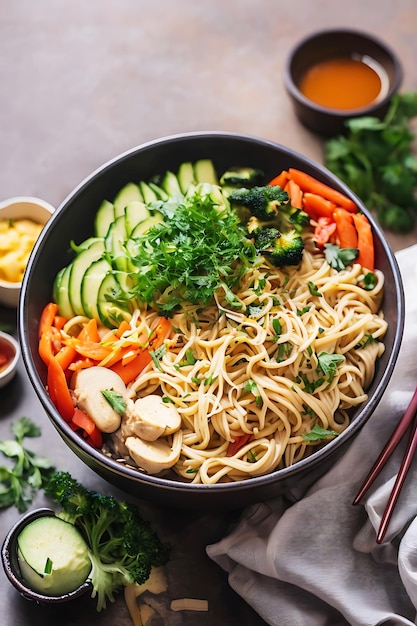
[299,56,387,111]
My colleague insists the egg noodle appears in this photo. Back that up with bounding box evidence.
[113,229,386,484]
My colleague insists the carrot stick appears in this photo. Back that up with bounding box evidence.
[289,168,358,213]
[302,193,336,220]
[38,302,59,338]
[269,170,289,189]
[333,208,358,249]
[47,356,74,422]
[352,213,375,271]
[285,179,303,209]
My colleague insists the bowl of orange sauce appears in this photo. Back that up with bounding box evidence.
[284,29,403,136]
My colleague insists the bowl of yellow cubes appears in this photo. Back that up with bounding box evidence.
[0,197,55,307]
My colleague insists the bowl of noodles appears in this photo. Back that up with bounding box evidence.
[19,132,404,509]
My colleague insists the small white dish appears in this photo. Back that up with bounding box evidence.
[0,331,20,388]
[0,197,55,308]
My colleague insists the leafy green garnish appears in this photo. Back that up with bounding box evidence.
[0,418,54,511]
[101,389,127,415]
[358,272,378,291]
[308,281,322,297]
[317,352,345,383]
[303,424,339,442]
[324,243,358,271]
[129,184,256,313]
[325,92,417,233]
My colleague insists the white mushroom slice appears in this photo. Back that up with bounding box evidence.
[72,366,127,433]
[125,430,182,474]
[125,394,181,442]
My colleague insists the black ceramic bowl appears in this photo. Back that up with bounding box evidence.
[1,508,91,604]
[284,29,403,136]
[19,132,404,509]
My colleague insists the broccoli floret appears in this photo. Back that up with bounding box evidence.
[267,230,304,267]
[45,471,170,612]
[219,166,265,188]
[229,185,289,220]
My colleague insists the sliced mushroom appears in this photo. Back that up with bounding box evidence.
[125,430,182,474]
[123,394,181,442]
[72,366,127,433]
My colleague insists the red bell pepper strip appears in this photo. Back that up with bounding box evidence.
[71,408,103,448]
[314,216,337,249]
[227,433,253,456]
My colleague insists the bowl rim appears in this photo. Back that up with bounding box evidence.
[284,27,404,117]
[18,131,406,496]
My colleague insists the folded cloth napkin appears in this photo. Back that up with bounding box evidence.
[207,244,417,626]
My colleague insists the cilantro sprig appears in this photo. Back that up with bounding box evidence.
[129,184,256,314]
[0,417,54,511]
[325,92,417,233]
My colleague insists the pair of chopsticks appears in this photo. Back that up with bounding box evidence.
[353,387,417,544]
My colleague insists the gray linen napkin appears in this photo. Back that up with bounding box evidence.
[207,244,417,626]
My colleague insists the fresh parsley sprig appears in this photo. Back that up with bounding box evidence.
[325,92,417,233]
[0,417,54,511]
[128,184,256,314]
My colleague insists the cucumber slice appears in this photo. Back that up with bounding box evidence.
[105,214,127,272]
[130,213,164,238]
[17,515,91,596]
[97,272,131,329]
[177,161,196,194]
[193,159,218,185]
[148,182,169,201]
[68,240,105,316]
[94,199,115,238]
[56,264,75,319]
[139,181,159,204]
[53,267,65,305]
[160,170,183,197]
[124,201,150,236]
[113,182,143,218]
[81,257,112,321]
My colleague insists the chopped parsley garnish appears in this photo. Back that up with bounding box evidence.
[303,424,339,442]
[324,243,359,271]
[317,352,345,383]
[101,389,127,414]
[129,184,256,313]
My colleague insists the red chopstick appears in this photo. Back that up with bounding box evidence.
[353,386,417,544]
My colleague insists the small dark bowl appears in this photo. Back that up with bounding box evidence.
[1,508,91,604]
[19,132,405,510]
[284,28,403,136]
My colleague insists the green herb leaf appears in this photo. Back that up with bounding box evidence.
[0,418,54,512]
[303,424,339,442]
[325,92,417,233]
[308,281,322,296]
[324,243,358,271]
[317,352,345,383]
[101,389,127,414]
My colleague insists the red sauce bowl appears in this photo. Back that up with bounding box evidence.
[0,331,20,388]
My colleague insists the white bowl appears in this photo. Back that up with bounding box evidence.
[0,197,55,307]
[0,331,20,388]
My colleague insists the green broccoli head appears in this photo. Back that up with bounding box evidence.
[219,166,265,189]
[267,230,304,267]
[229,185,289,220]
